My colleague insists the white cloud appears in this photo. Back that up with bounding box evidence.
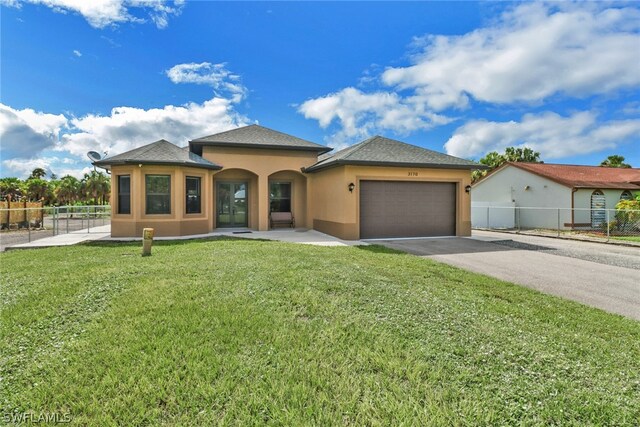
[2,0,184,29]
[299,3,640,145]
[1,59,249,178]
[73,49,82,57]
[444,111,640,160]
[298,87,451,146]
[0,104,68,159]
[1,97,249,178]
[166,62,247,101]
[1,157,91,179]
[382,3,640,110]
[61,97,250,158]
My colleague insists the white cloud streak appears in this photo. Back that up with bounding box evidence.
[444,111,640,160]
[1,0,184,29]
[166,62,247,101]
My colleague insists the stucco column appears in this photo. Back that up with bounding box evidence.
[258,174,269,231]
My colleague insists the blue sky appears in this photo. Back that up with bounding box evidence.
[1,1,639,178]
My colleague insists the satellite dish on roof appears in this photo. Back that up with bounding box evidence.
[87,151,102,162]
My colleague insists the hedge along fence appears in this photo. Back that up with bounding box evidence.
[0,200,45,228]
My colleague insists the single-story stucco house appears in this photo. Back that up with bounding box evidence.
[94,125,483,240]
[471,162,640,229]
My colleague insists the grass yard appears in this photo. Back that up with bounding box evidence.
[609,235,640,243]
[1,238,639,425]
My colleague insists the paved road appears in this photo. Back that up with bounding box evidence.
[377,231,640,320]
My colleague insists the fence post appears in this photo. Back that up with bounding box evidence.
[557,208,560,237]
[66,209,69,234]
[486,206,490,229]
[606,209,610,242]
[28,215,31,242]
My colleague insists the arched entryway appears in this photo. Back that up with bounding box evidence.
[213,169,258,229]
[268,170,308,228]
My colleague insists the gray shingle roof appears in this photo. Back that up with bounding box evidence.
[303,136,485,172]
[190,124,331,153]
[93,139,222,170]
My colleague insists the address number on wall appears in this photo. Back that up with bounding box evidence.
[408,172,418,177]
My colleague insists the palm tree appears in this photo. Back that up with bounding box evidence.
[29,167,47,179]
[24,178,51,201]
[600,155,631,168]
[55,175,81,206]
[0,177,23,200]
[472,147,543,182]
[82,171,111,205]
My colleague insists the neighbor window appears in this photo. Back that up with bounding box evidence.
[186,176,201,214]
[620,190,633,201]
[117,175,131,215]
[270,182,291,212]
[145,175,171,214]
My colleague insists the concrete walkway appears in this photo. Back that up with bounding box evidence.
[6,225,363,250]
[5,225,112,250]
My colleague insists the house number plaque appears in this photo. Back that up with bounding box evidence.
[408,172,418,177]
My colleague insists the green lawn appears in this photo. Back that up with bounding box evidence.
[609,235,640,243]
[1,238,639,425]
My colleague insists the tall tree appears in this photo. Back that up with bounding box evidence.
[29,167,47,180]
[23,178,51,202]
[473,147,542,182]
[0,177,23,200]
[503,147,541,163]
[82,171,111,205]
[600,155,631,168]
[55,175,81,206]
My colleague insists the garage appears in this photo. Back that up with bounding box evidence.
[359,180,456,239]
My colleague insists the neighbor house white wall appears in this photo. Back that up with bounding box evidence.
[472,166,571,229]
[573,188,634,225]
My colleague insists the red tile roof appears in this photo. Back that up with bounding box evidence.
[508,162,640,190]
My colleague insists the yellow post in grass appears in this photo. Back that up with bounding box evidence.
[142,228,154,256]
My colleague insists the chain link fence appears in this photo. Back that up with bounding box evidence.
[471,205,640,243]
[0,205,111,251]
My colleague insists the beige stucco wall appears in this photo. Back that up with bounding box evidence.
[308,165,472,240]
[110,164,213,237]
[109,149,474,240]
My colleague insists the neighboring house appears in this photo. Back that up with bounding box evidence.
[94,125,482,240]
[471,162,640,229]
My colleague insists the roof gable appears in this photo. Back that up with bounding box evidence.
[304,135,484,172]
[190,124,330,153]
[507,162,640,190]
[94,139,222,170]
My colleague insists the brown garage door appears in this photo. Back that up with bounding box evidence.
[360,181,456,239]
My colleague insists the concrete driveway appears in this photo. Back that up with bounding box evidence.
[376,231,640,320]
